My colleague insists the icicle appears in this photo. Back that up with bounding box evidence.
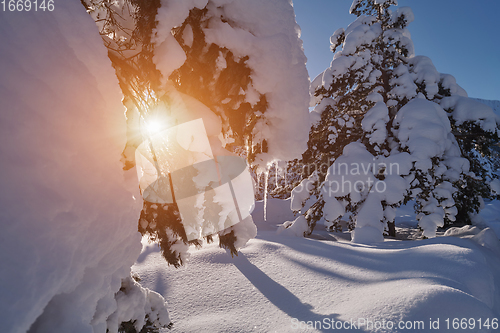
[284,162,287,189]
[275,161,279,189]
[264,164,270,222]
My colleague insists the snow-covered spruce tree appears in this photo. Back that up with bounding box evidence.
[438,92,500,224]
[284,0,499,242]
[83,0,309,261]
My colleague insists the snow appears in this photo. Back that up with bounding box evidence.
[474,98,500,116]
[323,198,345,223]
[342,17,381,56]
[440,96,500,133]
[440,73,468,97]
[105,277,170,333]
[154,0,208,50]
[153,33,187,80]
[133,199,500,332]
[318,142,414,243]
[391,6,415,25]
[153,0,310,166]
[409,56,440,98]
[0,2,166,332]
[307,0,498,244]
[351,225,385,243]
[490,179,500,195]
[329,27,345,52]
[361,101,389,145]
[478,200,500,240]
[395,98,457,170]
[3,0,500,331]
[276,215,310,237]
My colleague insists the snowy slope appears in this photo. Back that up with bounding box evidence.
[134,200,500,332]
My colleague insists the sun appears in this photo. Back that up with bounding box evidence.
[144,114,170,135]
[145,119,163,134]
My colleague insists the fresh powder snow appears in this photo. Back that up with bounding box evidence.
[133,199,500,332]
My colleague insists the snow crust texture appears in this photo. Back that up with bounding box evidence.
[0,3,156,332]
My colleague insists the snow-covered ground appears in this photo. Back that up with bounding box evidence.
[134,199,500,332]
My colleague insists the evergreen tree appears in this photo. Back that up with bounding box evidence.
[286,0,499,242]
[438,91,500,224]
[82,0,309,261]
[82,0,257,266]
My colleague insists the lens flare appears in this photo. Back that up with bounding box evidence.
[145,120,163,134]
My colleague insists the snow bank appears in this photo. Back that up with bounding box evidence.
[0,3,156,332]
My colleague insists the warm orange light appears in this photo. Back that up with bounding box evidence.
[145,119,163,134]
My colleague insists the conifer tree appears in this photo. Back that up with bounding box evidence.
[286,0,499,242]
[82,0,309,261]
[437,84,500,224]
[82,0,255,266]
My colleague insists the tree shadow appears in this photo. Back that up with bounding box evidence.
[232,254,365,332]
[153,270,169,297]
[258,231,481,279]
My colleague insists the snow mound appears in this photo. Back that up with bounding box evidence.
[351,225,385,243]
[444,225,481,238]
[473,228,500,256]
[277,215,309,237]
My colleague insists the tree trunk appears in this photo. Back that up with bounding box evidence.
[387,221,396,237]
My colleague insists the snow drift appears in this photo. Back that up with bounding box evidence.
[133,199,500,332]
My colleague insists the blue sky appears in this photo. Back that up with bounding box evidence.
[293,0,500,101]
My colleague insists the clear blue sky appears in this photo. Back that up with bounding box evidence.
[293,0,500,101]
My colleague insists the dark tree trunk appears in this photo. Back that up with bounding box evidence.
[387,221,396,237]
